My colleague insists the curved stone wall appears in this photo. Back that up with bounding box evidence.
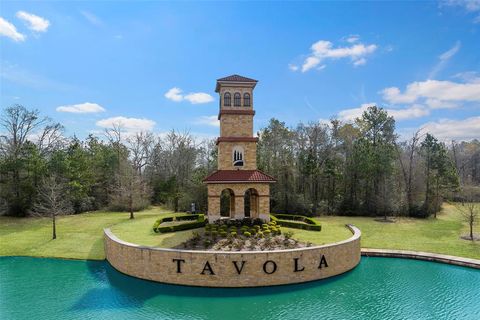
[104,225,361,287]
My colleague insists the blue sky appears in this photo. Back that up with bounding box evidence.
[1,1,479,141]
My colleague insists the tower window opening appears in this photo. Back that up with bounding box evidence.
[243,93,251,106]
[224,92,231,106]
[234,93,241,107]
[233,146,244,167]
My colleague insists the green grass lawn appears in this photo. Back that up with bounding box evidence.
[0,203,479,260]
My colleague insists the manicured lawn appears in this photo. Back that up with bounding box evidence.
[0,203,479,260]
[306,203,480,259]
[0,207,174,260]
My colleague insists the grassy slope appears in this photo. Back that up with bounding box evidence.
[0,203,478,260]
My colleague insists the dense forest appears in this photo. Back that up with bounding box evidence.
[1,105,479,219]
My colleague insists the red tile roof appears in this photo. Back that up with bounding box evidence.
[217,74,258,83]
[203,170,276,183]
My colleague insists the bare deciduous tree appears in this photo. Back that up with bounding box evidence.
[33,175,73,239]
[455,194,479,241]
[110,159,151,219]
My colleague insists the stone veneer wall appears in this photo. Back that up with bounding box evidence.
[217,141,257,170]
[104,225,361,287]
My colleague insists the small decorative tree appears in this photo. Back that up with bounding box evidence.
[456,201,479,241]
[33,175,73,239]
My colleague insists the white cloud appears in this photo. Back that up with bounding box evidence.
[337,103,430,122]
[453,71,480,83]
[0,17,25,41]
[56,102,105,113]
[294,38,377,72]
[387,104,431,120]
[345,35,360,43]
[353,58,367,66]
[194,115,220,127]
[80,10,102,26]
[441,0,480,12]
[441,0,480,23]
[337,103,374,122]
[381,79,480,104]
[288,64,299,71]
[96,116,156,132]
[184,92,214,104]
[164,87,214,104]
[421,116,480,141]
[424,99,459,109]
[429,41,461,79]
[165,87,183,102]
[16,11,50,32]
[439,42,461,61]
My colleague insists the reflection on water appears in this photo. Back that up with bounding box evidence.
[1,257,479,320]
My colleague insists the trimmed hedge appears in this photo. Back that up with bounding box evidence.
[153,214,206,233]
[270,214,321,231]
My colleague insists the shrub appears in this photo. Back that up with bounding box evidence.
[211,231,218,239]
[263,230,271,236]
[220,231,228,237]
[204,239,212,247]
[256,231,264,238]
[270,214,321,231]
[153,214,206,233]
[284,231,294,239]
[243,231,252,237]
[230,231,237,238]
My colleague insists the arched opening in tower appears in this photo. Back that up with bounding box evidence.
[220,188,235,218]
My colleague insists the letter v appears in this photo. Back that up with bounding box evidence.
[232,261,246,274]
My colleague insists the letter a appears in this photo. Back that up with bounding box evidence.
[318,255,328,269]
[201,261,215,275]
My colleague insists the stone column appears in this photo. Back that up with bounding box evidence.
[258,196,270,222]
[208,196,221,222]
[234,195,245,219]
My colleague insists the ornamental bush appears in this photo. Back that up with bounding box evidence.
[270,214,321,231]
[220,231,228,237]
[153,214,206,233]
[230,231,237,237]
[263,230,271,236]
[243,231,252,237]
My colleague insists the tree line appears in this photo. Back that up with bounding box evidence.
[1,105,479,220]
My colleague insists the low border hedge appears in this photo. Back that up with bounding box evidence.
[153,214,206,233]
[270,214,321,231]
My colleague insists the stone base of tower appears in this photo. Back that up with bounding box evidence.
[206,183,271,223]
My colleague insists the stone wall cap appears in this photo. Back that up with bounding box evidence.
[104,224,361,255]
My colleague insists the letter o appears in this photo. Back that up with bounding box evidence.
[263,260,277,274]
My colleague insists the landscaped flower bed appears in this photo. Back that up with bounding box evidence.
[177,220,312,251]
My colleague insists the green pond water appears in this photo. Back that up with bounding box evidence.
[1,256,479,320]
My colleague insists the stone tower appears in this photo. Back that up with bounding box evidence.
[203,75,276,222]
